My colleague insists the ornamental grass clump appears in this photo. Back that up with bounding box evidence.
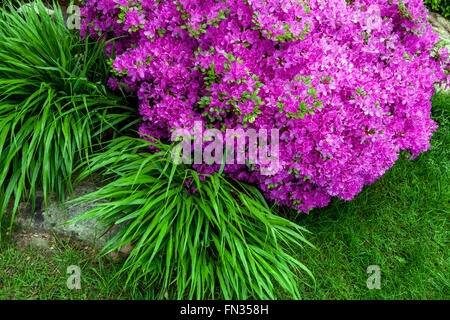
[0,1,136,229]
[82,0,449,212]
[71,136,313,299]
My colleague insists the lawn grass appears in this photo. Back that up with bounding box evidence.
[293,88,449,299]
[0,89,448,300]
[0,221,158,299]
[0,230,156,299]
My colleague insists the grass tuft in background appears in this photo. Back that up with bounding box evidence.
[0,1,137,231]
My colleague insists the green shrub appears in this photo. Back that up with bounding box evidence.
[0,1,136,230]
[70,137,314,299]
[424,0,450,17]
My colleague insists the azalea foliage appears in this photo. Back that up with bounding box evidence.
[81,0,449,212]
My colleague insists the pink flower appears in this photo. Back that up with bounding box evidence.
[81,0,449,212]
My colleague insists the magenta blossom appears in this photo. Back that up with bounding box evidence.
[81,0,449,212]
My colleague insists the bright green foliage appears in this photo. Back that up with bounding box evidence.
[0,1,136,230]
[69,137,314,299]
[424,0,450,17]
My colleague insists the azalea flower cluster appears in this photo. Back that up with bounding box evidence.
[81,0,448,212]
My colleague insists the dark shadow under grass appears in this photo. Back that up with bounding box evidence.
[292,89,449,299]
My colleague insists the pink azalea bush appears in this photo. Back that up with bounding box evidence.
[81,0,448,212]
